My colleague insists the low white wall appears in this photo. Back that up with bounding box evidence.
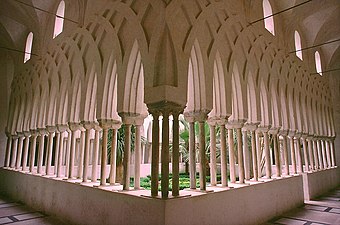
[165,176,304,225]
[302,167,340,200]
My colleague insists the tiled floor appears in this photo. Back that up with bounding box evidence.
[0,197,66,225]
[265,187,340,225]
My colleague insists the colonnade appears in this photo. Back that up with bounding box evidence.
[3,113,337,199]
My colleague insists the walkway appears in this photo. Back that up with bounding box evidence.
[265,187,340,225]
[0,196,66,225]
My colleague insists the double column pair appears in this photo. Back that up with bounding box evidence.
[149,102,183,199]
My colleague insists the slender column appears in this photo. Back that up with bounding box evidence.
[228,128,236,183]
[208,123,217,186]
[255,131,262,178]
[325,139,331,168]
[188,121,196,189]
[91,128,100,182]
[235,127,245,183]
[161,111,170,197]
[262,129,271,179]
[123,124,132,190]
[29,132,38,173]
[281,133,290,176]
[198,121,206,191]
[307,137,314,171]
[68,124,78,179]
[65,130,71,177]
[302,136,309,172]
[151,112,160,197]
[82,123,92,182]
[46,126,56,175]
[22,132,30,171]
[134,124,142,189]
[313,139,319,170]
[172,112,180,196]
[100,125,109,186]
[243,128,250,180]
[295,135,303,173]
[15,135,24,169]
[77,129,85,179]
[316,139,323,169]
[272,131,281,177]
[53,131,61,175]
[57,126,67,177]
[10,137,18,168]
[4,134,12,167]
[289,133,297,174]
[220,124,228,187]
[109,128,118,184]
[321,139,327,168]
[37,130,46,174]
[250,130,258,181]
[330,138,335,167]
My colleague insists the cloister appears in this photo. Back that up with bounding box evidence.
[0,0,339,224]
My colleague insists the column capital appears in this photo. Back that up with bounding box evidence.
[5,130,11,137]
[243,122,260,131]
[46,125,57,133]
[37,128,48,135]
[279,129,289,136]
[301,133,309,139]
[29,129,38,136]
[68,122,82,131]
[257,126,271,133]
[81,121,99,130]
[184,110,208,123]
[288,130,296,138]
[98,119,121,130]
[119,113,146,126]
[226,119,247,129]
[269,127,281,135]
[16,131,24,138]
[23,131,31,137]
[294,132,302,138]
[56,124,69,133]
[207,116,229,126]
[148,101,185,117]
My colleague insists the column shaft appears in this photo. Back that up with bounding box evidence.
[256,131,262,178]
[91,129,100,182]
[198,121,206,191]
[302,137,309,172]
[65,131,71,177]
[243,129,250,180]
[4,136,12,167]
[263,131,271,179]
[296,138,303,173]
[317,140,323,169]
[321,140,327,168]
[289,137,297,174]
[151,114,160,197]
[307,139,314,170]
[68,130,76,179]
[189,122,196,189]
[161,113,170,197]
[83,128,91,182]
[57,132,64,177]
[22,136,30,171]
[313,140,319,169]
[53,132,61,175]
[172,115,180,196]
[228,129,236,183]
[325,140,331,168]
[100,128,108,185]
[330,140,335,167]
[46,132,54,175]
[209,125,217,186]
[29,135,37,173]
[123,125,132,190]
[236,128,245,183]
[282,135,289,175]
[251,131,258,181]
[273,134,281,177]
[37,135,45,174]
[220,125,228,187]
[109,129,118,184]
[134,125,141,189]
[15,137,24,169]
[78,130,85,179]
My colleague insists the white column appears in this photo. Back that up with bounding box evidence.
[46,126,56,175]
[228,127,236,183]
[99,123,109,186]
[242,128,250,181]
[295,135,303,173]
[198,120,206,191]
[82,123,92,182]
[255,131,262,178]
[208,123,217,186]
[15,134,24,169]
[123,124,132,191]
[53,131,61,175]
[37,130,46,174]
[321,139,327,168]
[172,111,181,196]
[91,128,100,182]
[22,132,30,171]
[325,139,331,168]
[109,127,118,185]
[220,124,228,187]
[281,133,290,176]
[77,129,85,179]
[57,125,67,178]
[188,120,196,189]
[4,134,12,167]
[29,132,38,173]
[316,139,323,169]
[68,124,78,179]
[161,111,170,197]
[288,133,297,174]
[134,124,142,189]
[250,129,258,181]
[307,137,314,171]
[262,129,271,179]
[10,136,18,168]
[150,112,160,197]
[302,136,309,172]
[271,130,281,177]
[65,129,71,177]
[330,138,335,167]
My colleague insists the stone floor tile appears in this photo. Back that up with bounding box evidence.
[274,217,307,225]
[13,212,44,221]
[0,217,13,225]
